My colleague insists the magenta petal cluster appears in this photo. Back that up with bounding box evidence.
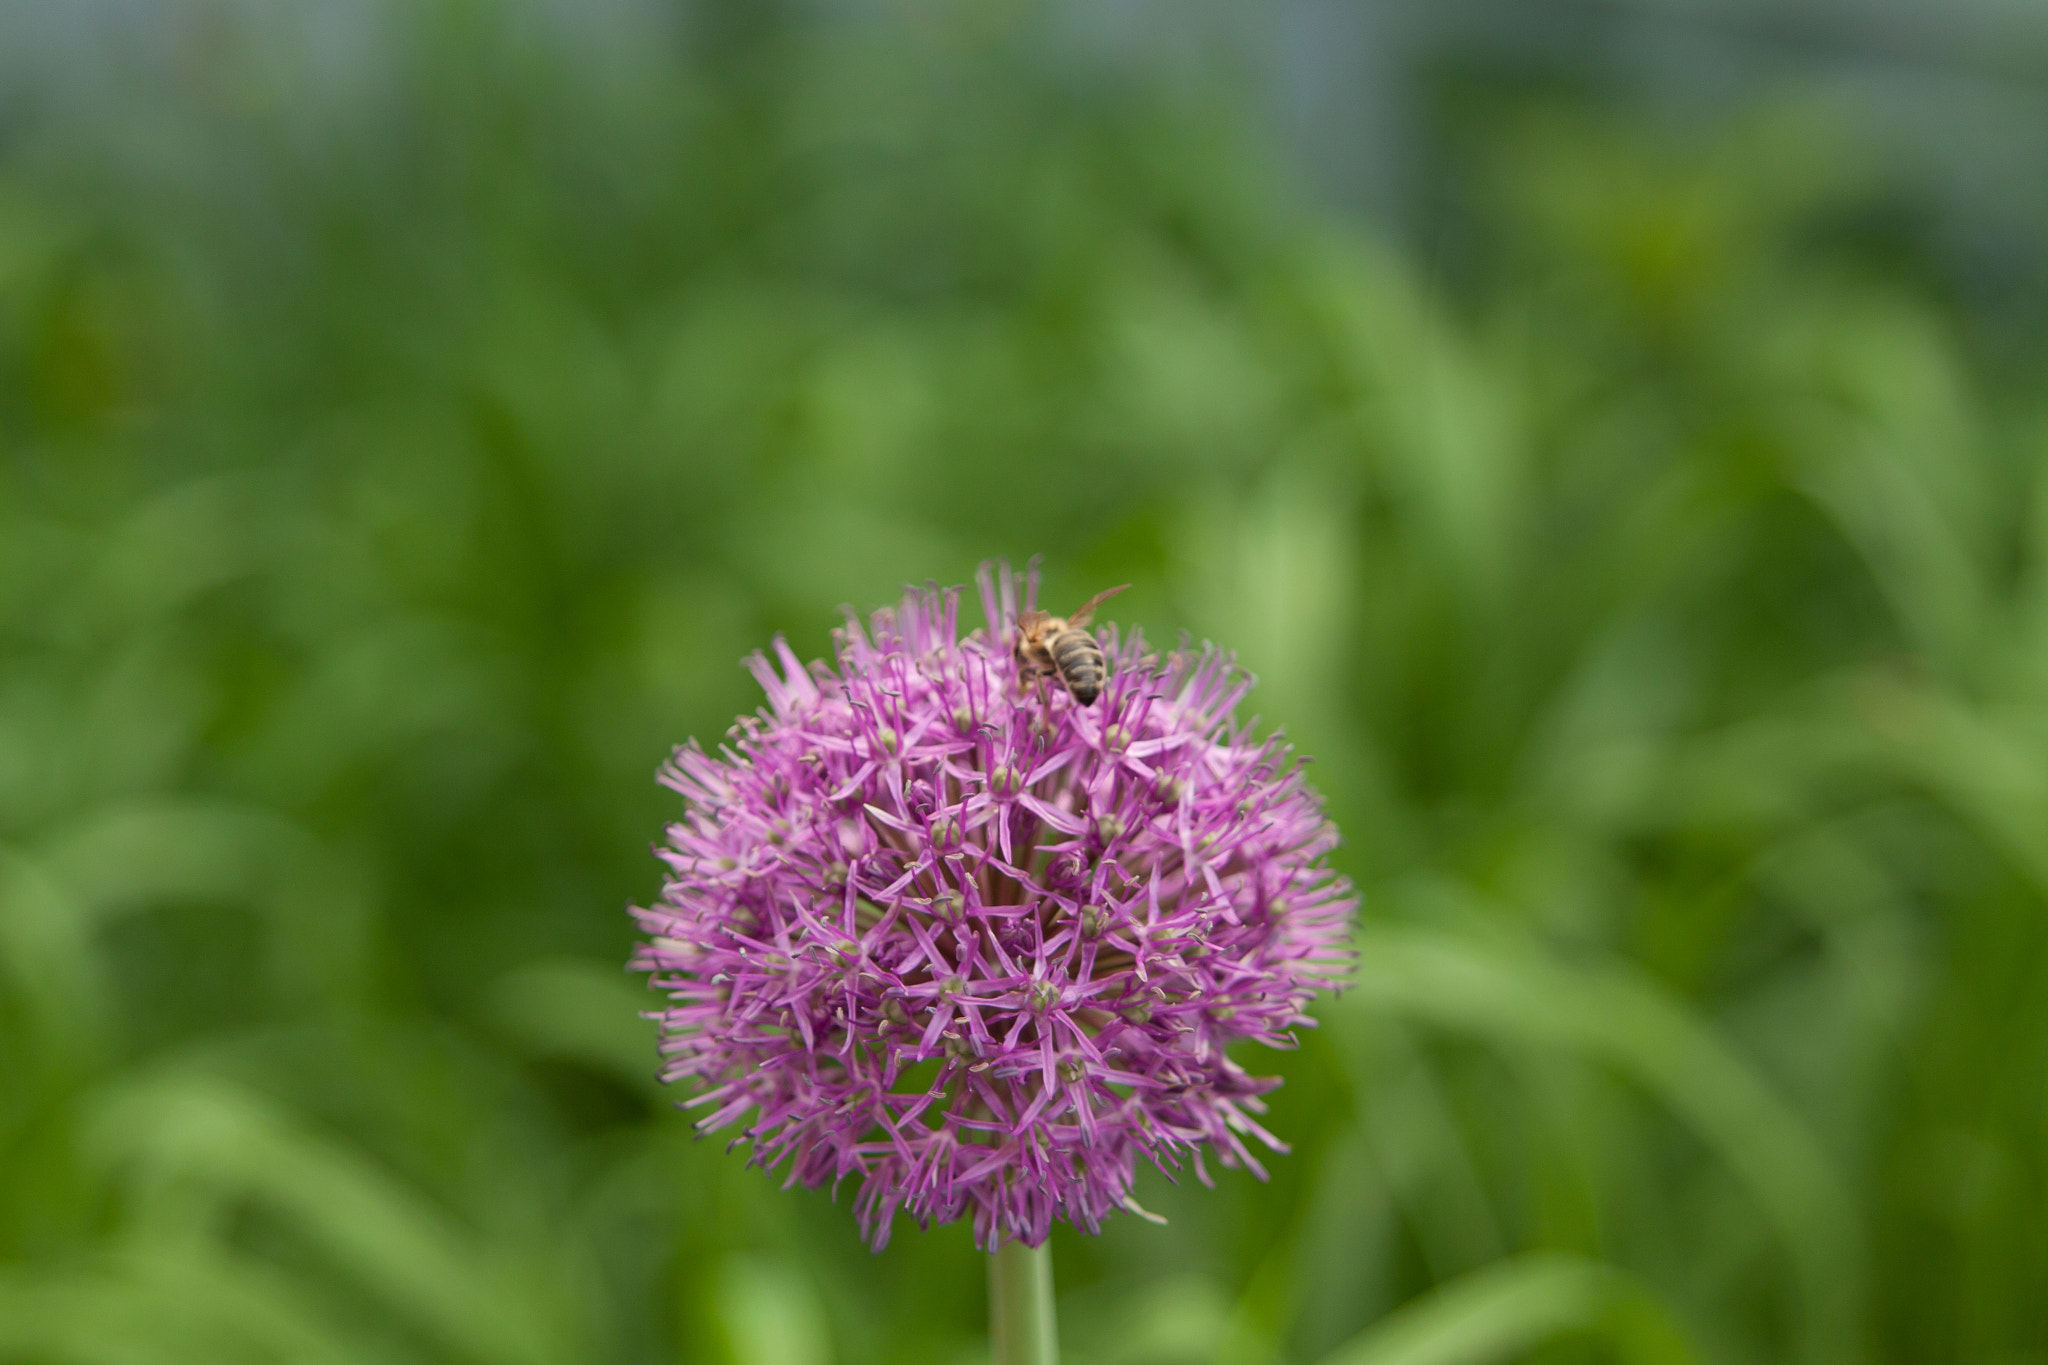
[632,564,1356,1250]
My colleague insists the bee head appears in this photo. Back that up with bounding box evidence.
[1014,610,1056,648]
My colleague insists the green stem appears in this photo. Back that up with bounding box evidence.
[989,1239,1058,1365]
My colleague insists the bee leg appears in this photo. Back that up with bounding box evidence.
[1029,672,1055,734]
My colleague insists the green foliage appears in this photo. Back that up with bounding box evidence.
[3,5,2044,1363]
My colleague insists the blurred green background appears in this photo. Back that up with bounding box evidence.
[5,1,2048,1362]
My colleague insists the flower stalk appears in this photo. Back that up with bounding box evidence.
[990,1239,1058,1365]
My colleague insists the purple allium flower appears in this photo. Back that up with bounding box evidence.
[632,563,1356,1250]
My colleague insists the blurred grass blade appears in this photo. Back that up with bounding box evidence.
[1304,241,1523,599]
[1802,443,1987,680]
[487,956,665,1095]
[1336,921,1863,1365]
[0,1255,376,1365]
[713,1254,833,1365]
[40,800,370,1010]
[0,1270,246,1365]
[1854,677,2048,897]
[1312,1253,1694,1365]
[1795,307,1990,677]
[0,847,114,1072]
[1347,1026,1505,1279]
[84,1072,571,1365]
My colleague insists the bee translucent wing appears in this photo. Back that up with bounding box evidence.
[1015,610,1052,635]
[1065,584,1131,628]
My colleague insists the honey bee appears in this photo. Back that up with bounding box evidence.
[1015,584,1130,706]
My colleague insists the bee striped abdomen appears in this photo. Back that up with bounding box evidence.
[1051,630,1108,705]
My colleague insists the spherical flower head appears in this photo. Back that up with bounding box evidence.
[632,562,1356,1250]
